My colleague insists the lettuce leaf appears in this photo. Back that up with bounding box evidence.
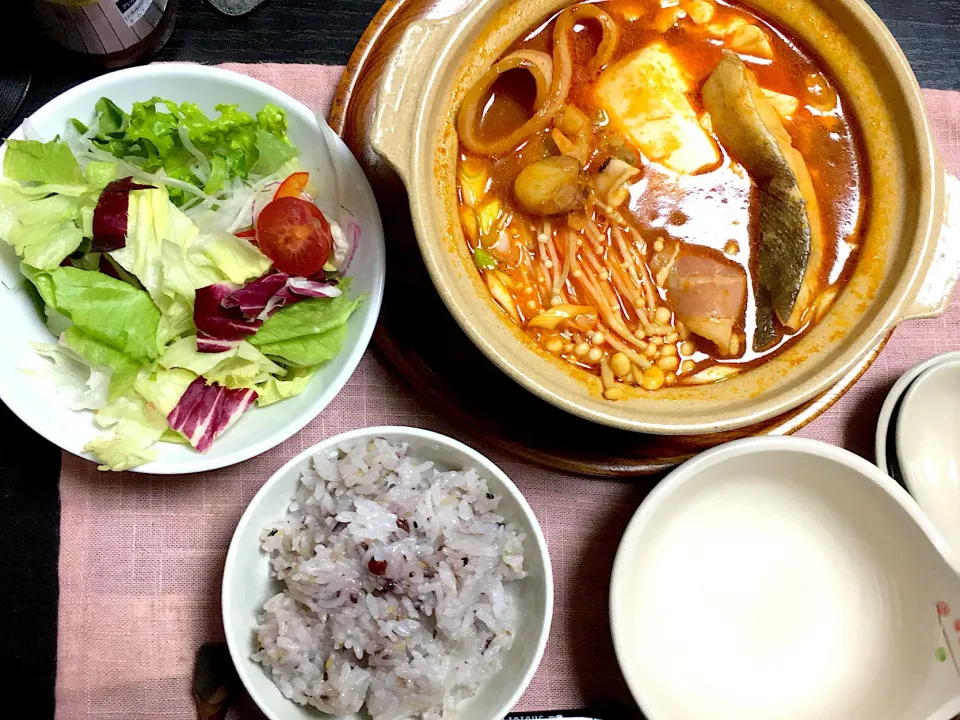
[38,266,162,360]
[253,324,349,367]
[62,326,141,400]
[84,161,119,189]
[112,187,209,343]
[10,219,83,270]
[160,428,192,445]
[206,342,285,387]
[84,364,199,471]
[92,97,129,137]
[80,205,95,238]
[255,365,316,407]
[0,184,93,270]
[159,336,284,389]
[256,105,287,137]
[0,176,89,199]
[45,305,73,335]
[28,342,111,411]
[3,139,84,185]
[134,367,196,416]
[127,97,181,160]
[84,393,170,471]
[190,230,272,284]
[159,335,233,375]
[79,97,296,206]
[252,129,298,176]
[20,262,57,307]
[203,155,228,196]
[249,280,363,366]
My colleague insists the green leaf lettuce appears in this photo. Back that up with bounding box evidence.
[75,97,297,206]
[255,365,317,407]
[3,140,84,185]
[26,266,162,360]
[62,326,142,401]
[159,336,284,389]
[249,280,364,366]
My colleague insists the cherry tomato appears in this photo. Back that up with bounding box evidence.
[274,171,311,200]
[255,196,332,276]
[234,227,256,239]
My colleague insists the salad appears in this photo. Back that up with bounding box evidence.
[0,97,364,471]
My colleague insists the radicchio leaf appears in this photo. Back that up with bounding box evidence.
[338,213,360,274]
[193,270,342,352]
[221,271,341,322]
[96,254,117,278]
[220,273,289,319]
[193,283,262,352]
[196,333,242,353]
[91,177,154,253]
[167,377,257,453]
[286,276,342,299]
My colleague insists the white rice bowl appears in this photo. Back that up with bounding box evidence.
[234,432,547,720]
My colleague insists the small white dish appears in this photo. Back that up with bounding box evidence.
[222,426,553,720]
[0,65,385,473]
[875,352,960,475]
[610,436,960,720]
[897,360,960,559]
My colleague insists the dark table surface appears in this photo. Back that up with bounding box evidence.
[2,0,959,717]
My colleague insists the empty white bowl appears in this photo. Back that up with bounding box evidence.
[222,426,553,720]
[874,351,960,476]
[897,359,960,559]
[611,436,960,720]
[0,64,385,473]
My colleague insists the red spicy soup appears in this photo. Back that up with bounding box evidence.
[456,0,867,397]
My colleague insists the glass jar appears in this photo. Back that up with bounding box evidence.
[32,0,180,69]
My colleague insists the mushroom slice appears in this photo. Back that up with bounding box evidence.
[650,238,681,288]
[527,304,597,330]
[595,157,641,208]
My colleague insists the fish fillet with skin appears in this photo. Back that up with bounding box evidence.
[702,50,825,337]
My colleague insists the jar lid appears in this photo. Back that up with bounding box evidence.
[204,0,269,16]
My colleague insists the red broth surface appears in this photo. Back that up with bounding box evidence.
[457,0,867,395]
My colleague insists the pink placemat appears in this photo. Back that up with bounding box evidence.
[54,65,960,720]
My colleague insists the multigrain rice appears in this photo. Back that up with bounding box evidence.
[253,437,526,719]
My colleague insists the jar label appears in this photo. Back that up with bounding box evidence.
[33,0,170,55]
[116,0,153,26]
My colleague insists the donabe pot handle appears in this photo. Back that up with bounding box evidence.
[901,170,960,322]
[370,15,459,183]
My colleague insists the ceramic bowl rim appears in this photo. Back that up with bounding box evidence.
[875,351,960,473]
[895,357,960,500]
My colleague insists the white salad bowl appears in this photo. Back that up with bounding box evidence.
[222,426,554,720]
[0,65,385,474]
